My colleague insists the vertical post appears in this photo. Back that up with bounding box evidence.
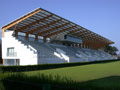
[88,45,90,48]
[35,35,38,42]
[15,31,18,39]
[82,44,84,48]
[84,44,86,48]
[91,44,94,49]
[44,37,46,43]
[2,28,5,38]
[25,33,29,40]
[75,44,78,48]
[79,44,81,48]
[85,44,87,48]
[88,44,91,49]
[96,45,98,50]
[94,44,96,50]
[1,40,4,65]
[2,59,4,65]
[72,44,74,47]
[2,29,5,65]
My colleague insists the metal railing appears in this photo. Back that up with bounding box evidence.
[7,52,17,57]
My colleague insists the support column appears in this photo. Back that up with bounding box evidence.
[81,44,83,48]
[43,37,46,43]
[2,59,4,65]
[15,31,18,39]
[82,44,84,48]
[25,33,29,40]
[94,44,96,50]
[79,44,81,48]
[85,44,87,48]
[35,35,38,42]
[91,44,94,49]
[87,45,89,49]
[75,44,78,48]
[2,28,5,38]
[95,44,98,50]
[96,44,98,50]
[88,44,91,49]
[90,45,93,49]
[1,30,5,64]
[72,44,74,47]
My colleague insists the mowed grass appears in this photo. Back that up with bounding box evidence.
[25,61,120,82]
[1,60,120,89]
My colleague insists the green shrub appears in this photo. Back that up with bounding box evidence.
[3,72,120,90]
[3,73,79,90]
[0,59,119,73]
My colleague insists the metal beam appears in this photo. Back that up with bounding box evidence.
[2,9,41,31]
[27,18,62,34]
[67,27,83,34]
[78,31,91,38]
[44,25,77,38]
[2,29,5,37]
[71,30,87,36]
[16,14,52,32]
[36,22,70,36]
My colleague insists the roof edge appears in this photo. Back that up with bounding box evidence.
[2,7,41,29]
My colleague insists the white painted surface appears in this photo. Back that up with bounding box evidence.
[2,31,37,65]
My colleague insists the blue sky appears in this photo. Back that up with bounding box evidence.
[0,0,120,53]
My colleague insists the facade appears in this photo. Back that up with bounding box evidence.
[1,8,116,65]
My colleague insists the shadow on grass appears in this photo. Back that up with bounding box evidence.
[2,80,43,90]
[79,75,120,90]
[89,59,119,64]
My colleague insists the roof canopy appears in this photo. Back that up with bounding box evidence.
[2,8,114,46]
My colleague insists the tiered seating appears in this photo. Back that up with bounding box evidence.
[19,39,115,63]
[50,44,78,58]
[20,40,59,59]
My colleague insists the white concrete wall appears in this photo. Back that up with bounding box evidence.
[2,31,37,65]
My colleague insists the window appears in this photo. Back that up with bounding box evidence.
[7,47,14,56]
[18,32,26,40]
[65,35,82,43]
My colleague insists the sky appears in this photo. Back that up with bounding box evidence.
[0,0,120,53]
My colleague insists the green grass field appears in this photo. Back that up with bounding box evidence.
[1,60,120,90]
[25,61,120,82]
[24,61,120,89]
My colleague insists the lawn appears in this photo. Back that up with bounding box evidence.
[25,61,120,82]
[23,61,120,89]
[1,60,120,90]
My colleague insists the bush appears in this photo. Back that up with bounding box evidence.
[3,73,79,90]
[3,72,120,90]
[0,59,119,73]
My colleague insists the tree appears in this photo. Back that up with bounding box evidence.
[104,45,118,55]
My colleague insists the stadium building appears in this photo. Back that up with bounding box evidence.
[1,8,116,65]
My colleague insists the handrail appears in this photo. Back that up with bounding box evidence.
[7,52,17,57]
[28,45,37,53]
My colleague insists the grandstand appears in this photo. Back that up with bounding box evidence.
[1,8,116,65]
